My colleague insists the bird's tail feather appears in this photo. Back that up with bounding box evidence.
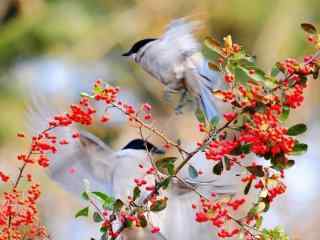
[198,83,219,122]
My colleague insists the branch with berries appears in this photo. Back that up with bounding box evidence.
[0,22,319,240]
[75,22,320,240]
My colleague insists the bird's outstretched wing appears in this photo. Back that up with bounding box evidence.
[159,18,201,64]
[140,18,201,85]
[162,18,201,56]
[26,94,116,196]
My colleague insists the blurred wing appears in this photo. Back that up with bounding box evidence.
[162,18,201,54]
[160,18,201,61]
[142,18,201,81]
[26,94,115,196]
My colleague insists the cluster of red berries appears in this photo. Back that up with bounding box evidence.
[0,185,47,240]
[194,197,244,238]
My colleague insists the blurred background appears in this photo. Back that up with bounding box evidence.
[0,0,319,239]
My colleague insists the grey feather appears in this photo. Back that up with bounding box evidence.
[26,94,116,196]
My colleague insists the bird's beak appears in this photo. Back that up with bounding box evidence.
[122,52,130,57]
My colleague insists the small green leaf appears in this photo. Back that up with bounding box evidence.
[100,233,107,240]
[240,143,251,154]
[271,65,280,77]
[224,156,231,171]
[290,142,308,155]
[80,92,93,98]
[210,116,220,128]
[241,66,266,82]
[92,192,114,203]
[244,179,252,195]
[204,37,225,58]
[150,199,167,212]
[279,106,290,122]
[195,108,206,124]
[113,199,124,212]
[230,143,251,155]
[287,159,295,168]
[81,192,90,201]
[213,160,223,175]
[287,123,307,136]
[93,84,104,94]
[133,186,141,201]
[261,198,270,212]
[125,220,133,228]
[156,157,177,176]
[93,212,103,223]
[100,226,108,234]
[301,23,317,34]
[235,66,249,85]
[246,165,265,177]
[75,206,89,218]
[188,165,198,179]
[158,177,172,190]
[138,214,148,228]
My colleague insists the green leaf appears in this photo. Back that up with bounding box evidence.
[271,65,281,77]
[210,116,220,128]
[93,212,103,223]
[138,214,148,228]
[230,143,251,155]
[240,143,251,154]
[93,84,104,94]
[92,192,114,203]
[255,216,263,229]
[235,66,249,85]
[224,156,231,171]
[133,186,141,201]
[279,106,290,122]
[158,177,171,190]
[150,199,167,212]
[290,142,308,155]
[100,226,108,234]
[244,179,252,195]
[230,51,256,66]
[188,165,198,179]
[100,233,107,240]
[81,191,89,201]
[246,165,265,177]
[125,220,133,228]
[287,159,295,168]
[204,37,225,58]
[213,160,223,175]
[261,198,270,212]
[155,157,177,176]
[75,206,89,218]
[241,66,266,82]
[167,162,175,176]
[301,23,317,34]
[113,199,124,212]
[195,108,206,124]
[80,92,93,98]
[287,123,307,136]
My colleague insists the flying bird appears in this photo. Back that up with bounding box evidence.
[122,18,222,121]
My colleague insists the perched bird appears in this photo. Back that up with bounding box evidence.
[122,18,222,121]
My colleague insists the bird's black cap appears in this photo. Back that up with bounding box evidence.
[122,139,165,154]
[122,38,157,56]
